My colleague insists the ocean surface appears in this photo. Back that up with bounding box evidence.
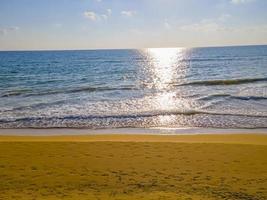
[0,46,267,129]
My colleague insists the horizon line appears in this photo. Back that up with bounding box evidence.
[0,43,266,52]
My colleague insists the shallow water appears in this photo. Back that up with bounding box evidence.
[0,45,267,129]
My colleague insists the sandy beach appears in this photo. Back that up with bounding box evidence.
[0,133,266,200]
[1,0,267,199]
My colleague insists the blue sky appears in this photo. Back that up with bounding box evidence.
[0,0,267,50]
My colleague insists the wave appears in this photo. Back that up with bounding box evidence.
[0,89,32,97]
[199,94,267,101]
[232,96,267,101]
[0,86,137,98]
[1,110,266,124]
[180,58,242,62]
[1,100,68,112]
[180,56,264,63]
[0,110,206,123]
[2,78,266,98]
[178,77,267,87]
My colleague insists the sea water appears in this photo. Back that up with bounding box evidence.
[0,45,266,129]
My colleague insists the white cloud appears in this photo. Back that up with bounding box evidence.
[218,14,231,22]
[101,14,108,20]
[107,9,112,15]
[178,17,267,37]
[129,29,143,35]
[121,10,136,17]
[164,21,171,30]
[179,20,224,32]
[84,11,97,21]
[9,26,19,31]
[244,24,267,33]
[231,0,255,4]
[0,26,19,35]
[84,10,110,21]
[179,14,232,33]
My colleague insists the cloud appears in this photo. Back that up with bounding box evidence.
[84,10,110,21]
[101,14,108,20]
[179,20,224,32]
[231,0,255,4]
[218,14,231,22]
[84,11,97,21]
[179,14,232,32]
[121,10,136,17]
[164,21,171,30]
[129,29,143,36]
[107,9,112,15]
[178,16,267,36]
[8,26,19,31]
[244,24,267,33]
[0,26,19,35]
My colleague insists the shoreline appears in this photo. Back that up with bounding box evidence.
[1,128,267,145]
[1,133,267,145]
[0,127,267,136]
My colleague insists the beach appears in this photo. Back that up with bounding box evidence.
[0,133,267,200]
[1,1,267,199]
[0,45,267,200]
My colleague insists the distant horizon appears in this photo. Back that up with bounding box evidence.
[0,43,266,52]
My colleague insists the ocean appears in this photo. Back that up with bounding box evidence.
[0,45,266,129]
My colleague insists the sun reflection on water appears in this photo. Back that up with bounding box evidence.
[146,48,185,90]
[141,48,189,126]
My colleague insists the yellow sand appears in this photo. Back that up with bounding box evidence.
[0,134,267,200]
[1,133,267,144]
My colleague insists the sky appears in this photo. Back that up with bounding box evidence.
[0,0,267,50]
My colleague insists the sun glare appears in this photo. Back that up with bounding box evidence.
[146,48,184,90]
[141,48,187,126]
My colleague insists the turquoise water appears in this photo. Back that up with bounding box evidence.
[0,46,266,129]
